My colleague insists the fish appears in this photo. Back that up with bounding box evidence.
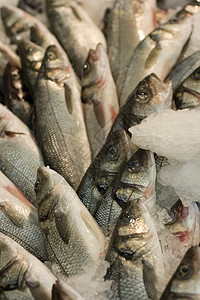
[52,280,85,300]
[160,245,200,299]
[117,6,194,106]
[81,43,119,158]
[173,65,200,109]
[0,41,21,79]
[35,166,106,277]
[165,200,200,244]
[0,233,56,300]
[18,0,47,24]
[94,149,156,235]
[77,129,132,216]
[0,104,44,205]
[109,73,172,134]
[3,62,32,127]
[105,199,164,300]
[106,0,157,81]
[46,0,107,77]
[0,186,47,261]
[34,44,91,189]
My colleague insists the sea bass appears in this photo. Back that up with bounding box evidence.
[81,43,119,158]
[0,233,56,300]
[34,44,91,189]
[35,166,106,277]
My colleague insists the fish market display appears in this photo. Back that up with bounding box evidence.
[0,1,199,299]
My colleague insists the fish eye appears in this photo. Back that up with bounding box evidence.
[121,212,134,224]
[83,62,90,75]
[192,67,200,80]
[135,88,150,102]
[128,160,141,173]
[34,178,41,193]
[11,71,20,79]
[46,51,57,61]
[177,263,192,280]
[106,145,119,161]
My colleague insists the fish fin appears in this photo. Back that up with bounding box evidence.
[145,48,162,69]
[64,83,73,114]
[71,4,82,21]
[26,280,40,289]
[142,259,157,300]
[54,210,70,244]
[52,280,69,300]
[0,200,25,227]
[93,102,106,128]
[4,130,26,137]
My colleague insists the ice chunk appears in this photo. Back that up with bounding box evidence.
[158,159,200,206]
[130,109,200,162]
[156,182,179,208]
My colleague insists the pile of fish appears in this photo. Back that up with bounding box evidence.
[0,0,200,299]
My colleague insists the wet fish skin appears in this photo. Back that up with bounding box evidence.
[77,129,132,216]
[0,233,56,300]
[46,0,107,77]
[52,280,85,300]
[173,65,200,110]
[94,149,156,234]
[3,62,32,127]
[0,186,47,262]
[161,245,200,299]
[105,199,164,300]
[0,104,44,205]
[81,43,119,158]
[35,166,106,277]
[34,44,91,189]
[107,0,157,81]
[117,7,194,106]
[0,41,21,79]
[109,73,172,135]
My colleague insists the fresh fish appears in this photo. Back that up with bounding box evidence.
[17,40,45,97]
[81,43,119,158]
[165,200,200,244]
[35,166,106,277]
[161,245,200,299]
[0,41,20,78]
[94,149,156,234]
[173,65,200,109]
[117,6,194,106]
[52,280,85,300]
[168,50,200,91]
[0,104,44,205]
[105,199,164,300]
[18,0,47,24]
[3,62,32,127]
[109,73,172,133]
[0,233,56,300]
[107,0,157,81]
[0,186,47,261]
[77,129,132,216]
[46,0,107,77]
[34,44,91,189]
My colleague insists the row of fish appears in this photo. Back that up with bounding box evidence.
[0,0,200,299]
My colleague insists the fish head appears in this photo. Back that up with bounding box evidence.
[114,149,156,206]
[1,6,31,42]
[161,246,200,299]
[81,43,107,104]
[126,74,172,120]
[174,67,200,109]
[18,40,44,72]
[0,233,19,271]
[41,45,71,83]
[113,200,156,260]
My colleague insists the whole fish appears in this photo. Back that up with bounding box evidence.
[165,200,200,244]
[77,129,132,216]
[0,186,47,261]
[117,6,194,106]
[0,104,44,205]
[34,44,91,189]
[46,0,107,77]
[3,62,32,127]
[173,65,200,109]
[35,166,106,277]
[107,0,157,81]
[0,233,56,300]
[161,245,200,299]
[81,43,119,158]
[109,73,172,134]
[52,280,85,300]
[94,149,156,234]
[105,199,164,300]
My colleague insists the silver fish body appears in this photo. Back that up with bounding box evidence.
[0,41,20,79]
[52,279,85,300]
[35,166,106,277]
